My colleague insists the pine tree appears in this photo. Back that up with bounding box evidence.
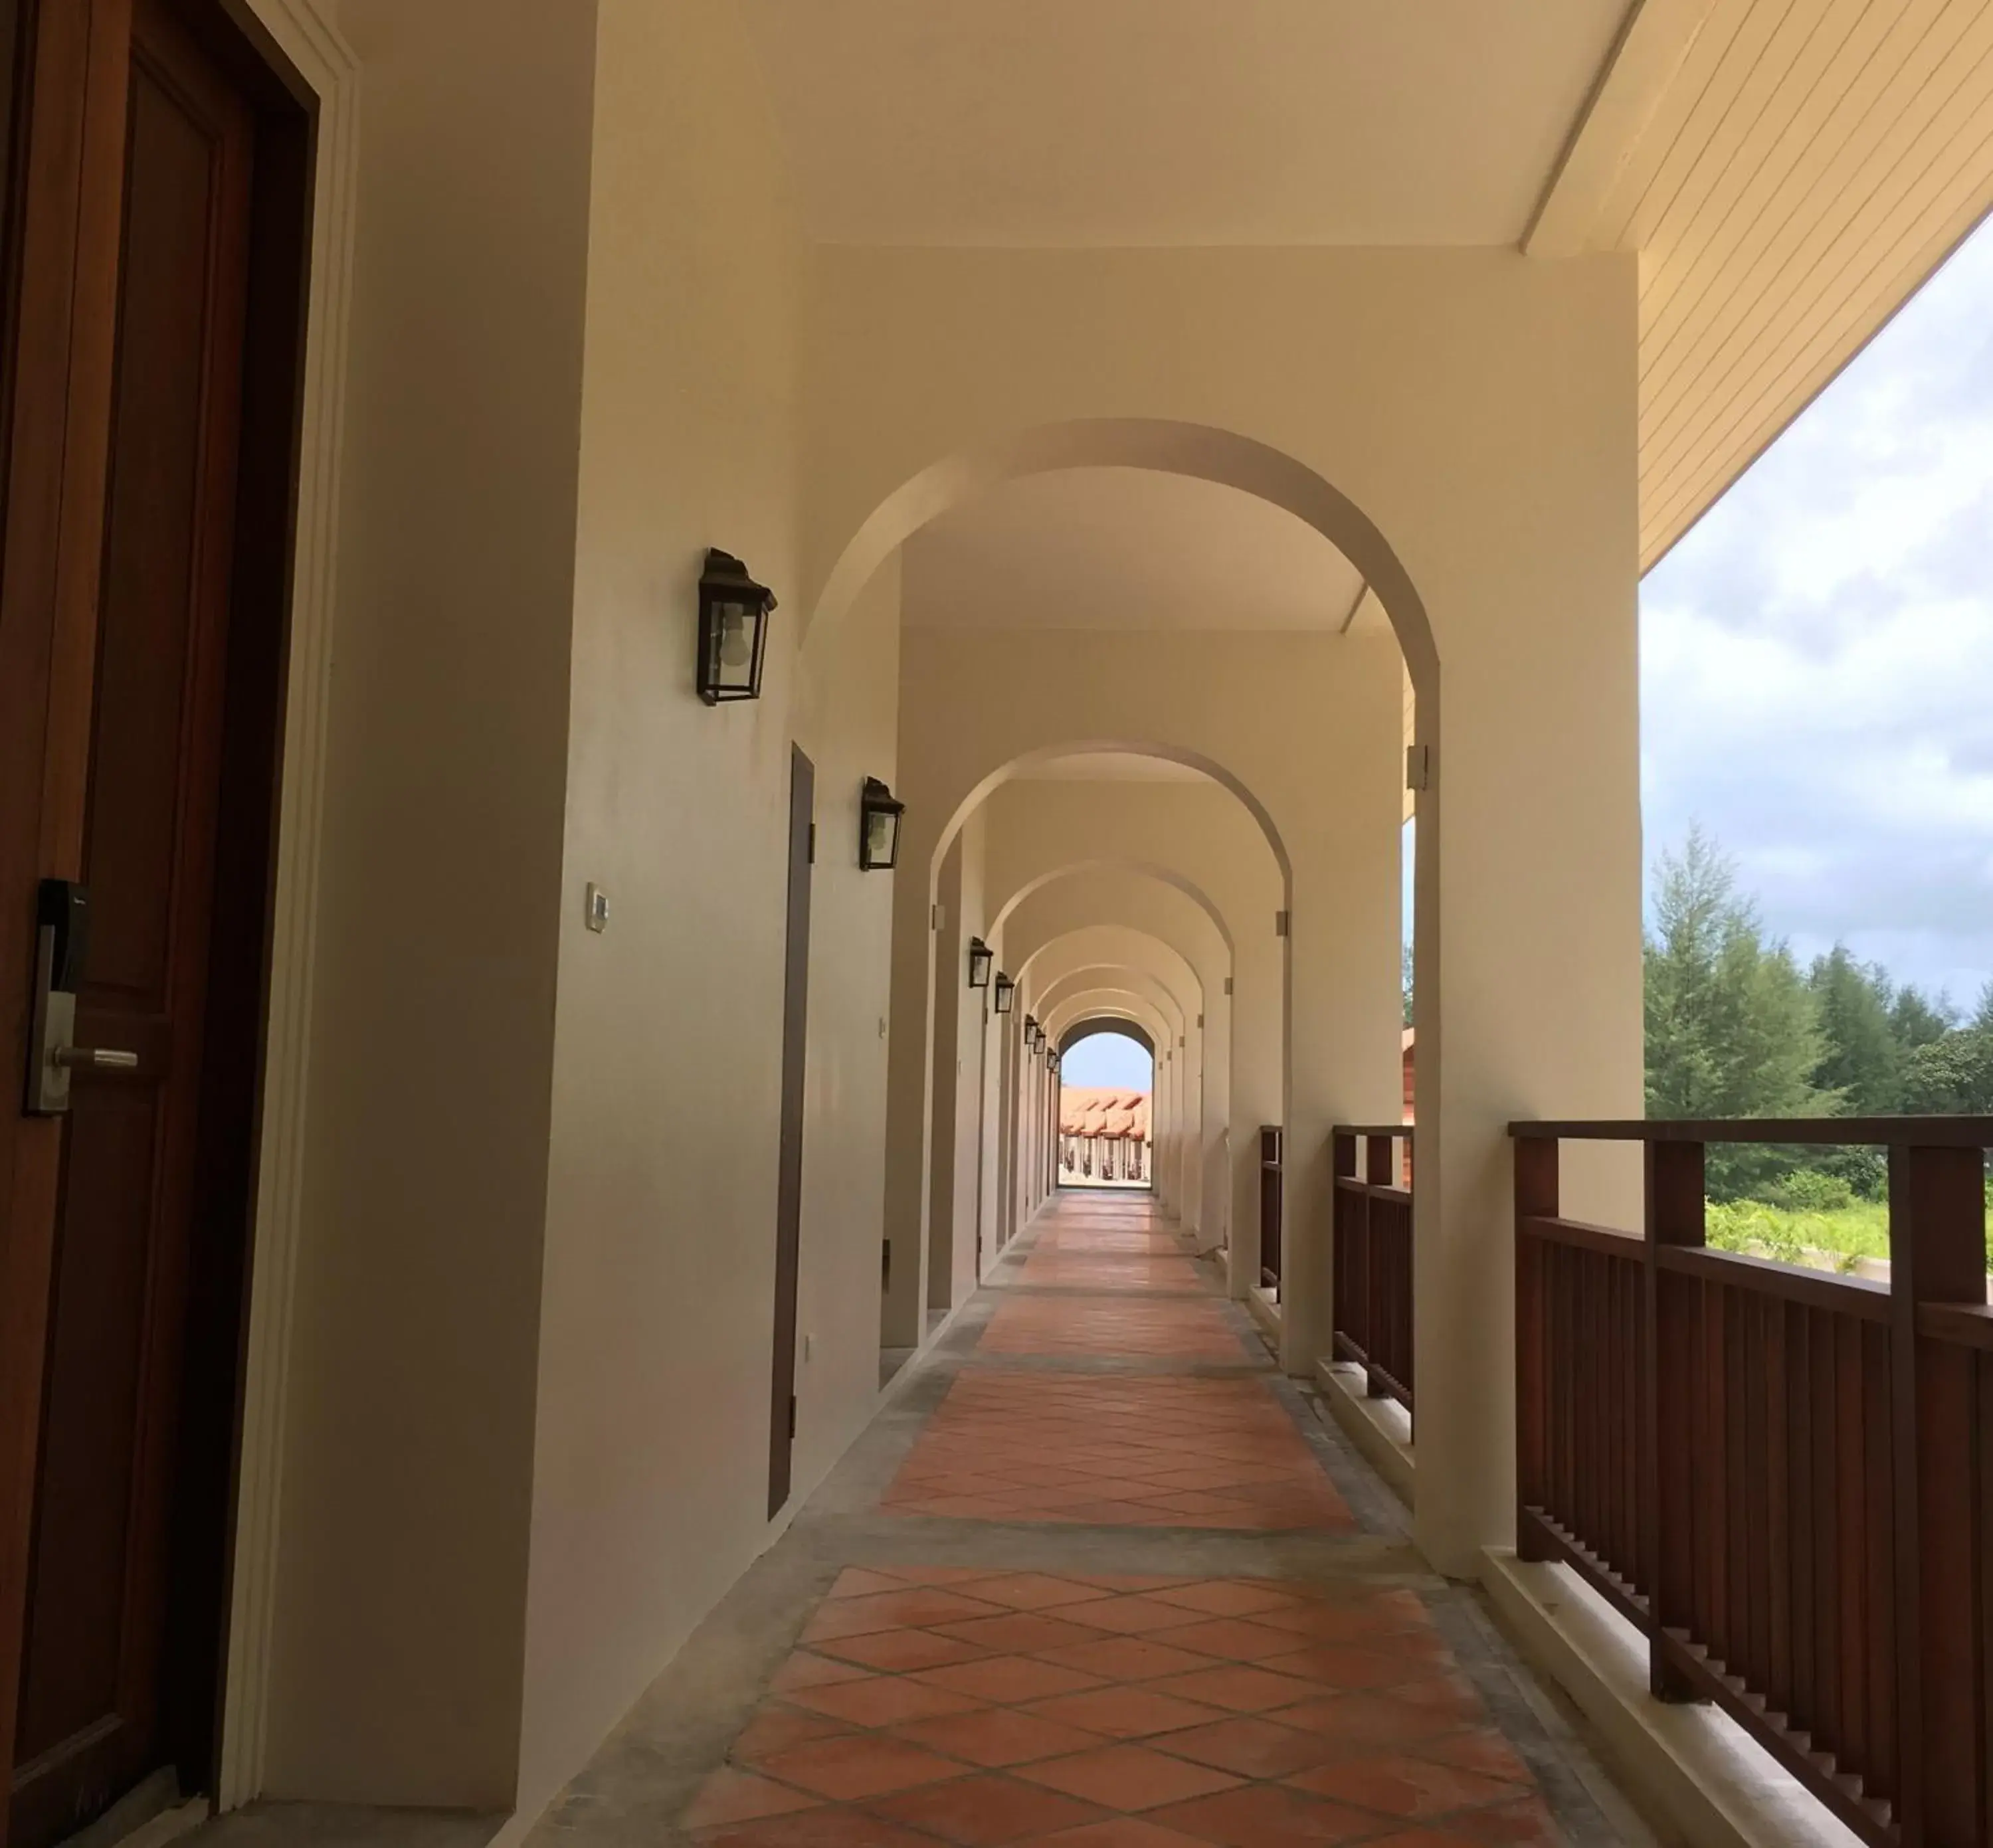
[1889,985,1956,1052]
[1809,947,1901,1113]
[1644,827,1830,1197]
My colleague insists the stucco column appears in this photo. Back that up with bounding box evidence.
[1280,745,1405,1374]
[1229,945,1281,1301]
[927,839,968,1311]
[882,814,944,1347]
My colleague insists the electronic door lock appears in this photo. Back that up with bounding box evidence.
[25,878,136,1115]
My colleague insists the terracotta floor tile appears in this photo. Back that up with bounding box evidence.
[755,1733,965,1801]
[1149,1617,1300,1661]
[916,1655,1108,1704]
[865,1772,1110,1845]
[790,1675,988,1728]
[1410,1731,1533,1785]
[1286,1754,1527,1819]
[1024,1686,1227,1740]
[683,1768,822,1829]
[1141,1716,1340,1780]
[807,1586,1010,1636]
[1147,1665,1321,1713]
[1060,1573,1198,1592]
[893,1705,1105,1768]
[692,1809,940,1847]
[1027,1820,1220,1848]
[1259,1645,1432,1691]
[818,1627,995,1673]
[940,1612,1109,1653]
[961,1572,1120,1611]
[1036,1637,1215,1683]
[1274,1698,1464,1754]
[1147,1781,1385,1846]
[1060,1596,1204,1635]
[1015,1744,1244,1811]
[1149,1582,1303,1618]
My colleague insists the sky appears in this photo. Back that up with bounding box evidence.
[1060,1030,1155,1091]
[1638,215,1993,1014]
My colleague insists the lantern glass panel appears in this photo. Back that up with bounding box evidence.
[993,974,1014,1014]
[862,804,898,868]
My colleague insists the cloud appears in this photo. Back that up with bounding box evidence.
[1642,215,1993,1004]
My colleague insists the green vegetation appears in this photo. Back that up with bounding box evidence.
[1645,827,1993,1273]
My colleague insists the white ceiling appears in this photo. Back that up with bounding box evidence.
[739,1,1634,247]
[902,467,1366,631]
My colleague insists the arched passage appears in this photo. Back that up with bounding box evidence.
[799,418,1438,707]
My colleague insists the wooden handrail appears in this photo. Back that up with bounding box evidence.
[1654,1242,1892,1320]
[1517,1212,1640,1259]
[1331,1123,1413,1141]
[1511,1115,1993,1146]
[1511,1122,1993,1848]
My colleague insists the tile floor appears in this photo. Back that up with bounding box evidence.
[975,1297,1250,1362]
[687,1565,1559,1846]
[518,1194,1650,1848]
[880,1372,1356,1531]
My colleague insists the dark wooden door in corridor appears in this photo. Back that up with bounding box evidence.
[0,3,309,1843]
[769,747,812,1516]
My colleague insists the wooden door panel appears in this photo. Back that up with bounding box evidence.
[10,4,250,1840]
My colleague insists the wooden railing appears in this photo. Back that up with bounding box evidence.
[1331,1126,1414,1413]
[1258,1125,1282,1293]
[1511,1118,1993,1848]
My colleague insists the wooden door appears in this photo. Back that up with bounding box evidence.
[0,3,308,1843]
[768,748,812,1517]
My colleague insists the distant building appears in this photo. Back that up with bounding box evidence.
[1058,1087,1152,1186]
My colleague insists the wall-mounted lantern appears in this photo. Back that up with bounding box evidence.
[1049,1052,1060,1077]
[993,973,1015,1015]
[858,777,905,870]
[696,549,776,704]
[967,937,993,988]
[1025,1017,1042,1052]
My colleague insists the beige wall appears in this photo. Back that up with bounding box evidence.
[521,0,905,1823]
[265,0,598,1807]
[264,0,908,1823]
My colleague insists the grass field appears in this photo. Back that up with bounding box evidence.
[1704,1194,1993,1277]
[1703,1198,1893,1272]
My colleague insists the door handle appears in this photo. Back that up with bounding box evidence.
[52,1046,139,1072]
[24,878,114,1115]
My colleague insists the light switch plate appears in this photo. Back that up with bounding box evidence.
[585,883,610,933]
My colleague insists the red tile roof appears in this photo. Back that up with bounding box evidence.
[1058,1086,1151,1140]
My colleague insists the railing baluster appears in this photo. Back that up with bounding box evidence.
[1364,1133,1392,1398]
[1891,1142,1988,1844]
[1645,1138,1703,1701]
